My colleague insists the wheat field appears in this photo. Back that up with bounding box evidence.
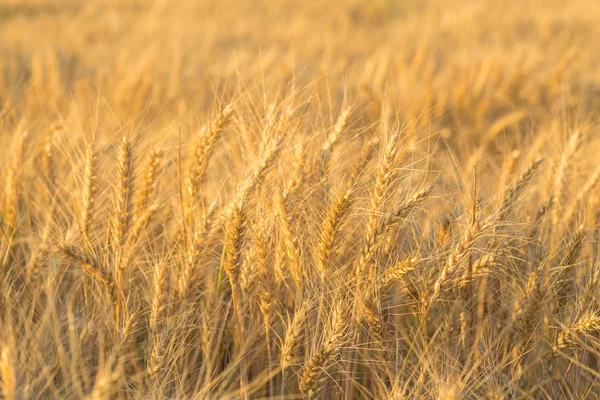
[1,0,600,398]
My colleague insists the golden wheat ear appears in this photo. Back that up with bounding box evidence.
[555,311,600,352]
[299,300,350,400]
[316,186,353,281]
[112,136,136,275]
[187,103,234,210]
[136,148,163,219]
[54,244,117,306]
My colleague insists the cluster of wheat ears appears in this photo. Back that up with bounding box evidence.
[2,0,600,399]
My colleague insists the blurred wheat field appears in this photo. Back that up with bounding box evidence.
[1,0,600,398]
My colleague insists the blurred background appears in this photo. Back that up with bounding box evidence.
[1,0,597,119]
[1,0,599,193]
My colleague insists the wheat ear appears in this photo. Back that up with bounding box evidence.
[555,311,600,352]
[317,187,353,280]
[275,188,304,289]
[429,216,496,309]
[357,185,432,279]
[136,148,162,218]
[187,103,234,208]
[366,128,402,243]
[299,300,350,400]
[498,157,543,220]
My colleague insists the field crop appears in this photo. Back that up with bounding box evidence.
[1,0,600,398]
